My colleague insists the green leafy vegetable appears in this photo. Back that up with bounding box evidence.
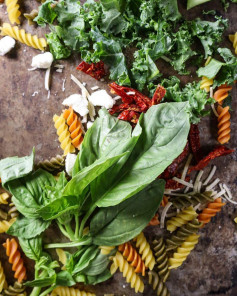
[19,236,43,261]
[187,0,212,10]
[46,32,71,59]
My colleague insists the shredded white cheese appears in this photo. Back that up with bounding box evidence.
[211,103,219,117]
[47,90,50,99]
[62,94,89,117]
[113,96,121,101]
[181,154,193,180]
[56,69,63,73]
[203,166,217,185]
[81,115,87,124]
[45,67,51,91]
[223,183,232,200]
[0,36,15,56]
[206,178,220,191]
[54,64,64,69]
[32,91,39,97]
[173,177,194,188]
[62,78,66,92]
[160,202,172,229]
[194,170,204,192]
[127,91,135,95]
[87,121,93,129]
[210,86,214,98]
[32,52,54,69]
[65,153,77,176]
[91,86,99,91]
[89,89,114,109]
[212,189,226,200]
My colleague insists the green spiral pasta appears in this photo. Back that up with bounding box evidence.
[148,271,170,296]
[1,282,26,296]
[36,155,65,173]
[152,238,170,282]
[166,219,202,251]
[170,191,213,209]
[8,203,18,219]
[0,209,8,220]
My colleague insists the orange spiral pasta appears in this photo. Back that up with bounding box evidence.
[148,213,160,226]
[198,198,225,226]
[161,196,169,207]
[213,84,232,104]
[3,238,27,283]
[63,108,84,149]
[217,105,231,145]
[118,242,146,276]
[229,32,237,54]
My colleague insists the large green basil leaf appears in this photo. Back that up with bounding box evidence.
[93,102,190,207]
[7,216,50,239]
[56,271,76,286]
[0,149,34,186]
[90,179,165,246]
[86,269,112,285]
[83,252,110,276]
[19,236,43,261]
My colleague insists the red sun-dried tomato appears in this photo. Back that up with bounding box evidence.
[189,124,202,163]
[188,146,234,172]
[76,61,106,80]
[152,84,166,105]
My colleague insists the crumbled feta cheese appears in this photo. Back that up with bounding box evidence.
[31,52,54,69]
[0,36,15,56]
[89,90,114,109]
[62,94,89,117]
[87,121,93,129]
[91,85,99,91]
[65,153,77,176]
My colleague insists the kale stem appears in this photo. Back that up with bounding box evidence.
[78,204,97,238]
[57,221,71,240]
[29,287,41,296]
[39,285,56,296]
[161,55,172,63]
[44,237,92,249]
[65,222,75,241]
[74,214,80,239]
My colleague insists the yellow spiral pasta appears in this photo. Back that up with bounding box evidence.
[56,249,67,266]
[99,246,115,255]
[229,32,237,54]
[53,114,75,156]
[0,261,8,292]
[168,234,200,269]
[5,0,21,25]
[0,192,10,205]
[0,218,16,234]
[217,106,231,145]
[166,206,197,233]
[0,23,47,51]
[200,57,213,92]
[51,286,95,296]
[110,251,144,293]
[133,232,156,270]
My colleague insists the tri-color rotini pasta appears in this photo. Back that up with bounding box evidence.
[118,242,146,276]
[198,197,225,226]
[214,84,232,105]
[5,0,21,25]
[0,193,10,205]
[166,206,197,233]
[110,251,144,293]
[152,238,170,282]
[63,108,84,149]
[99,246,115,255]
[168,234,200,269]
[51,286,95,296]
[217,105,231,145]
[229,32,237,54]
[0,218,16,234]
[170,191,213,209]
[0,23,47,51]
[148,271,170,296]
[36,155,65,173]
[8,203,19,219]
[0,281,26,296]
[0,261,7,292]
[3,238,27,283]
[24,9,38,25]
[53,114,75,156]
[134,232,156,271]
[200,57,213,92]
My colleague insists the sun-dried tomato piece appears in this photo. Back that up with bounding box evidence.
[152,85,166,105]
[189,146,234,172]
[76,61,106,80]
[189,124,202,163]
[118,110,140,123]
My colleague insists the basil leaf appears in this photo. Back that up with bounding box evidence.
[90,179,165,246]
[94,102,190,207]
[25,275,56,287]
[18,236,42,261]
[83,253,110,276]
[0,149,34,186]
[56,271,76,286]
[7,216,50,239]
[86,269,112,285]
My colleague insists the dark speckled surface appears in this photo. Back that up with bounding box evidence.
[0,1,237,295]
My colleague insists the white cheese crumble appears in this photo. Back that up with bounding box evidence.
[87,121,93,129]
[89,89,114,109]
[62,94,89,117]
[0,36,15,56]
[65,153,77,177]
[31,52,54,69]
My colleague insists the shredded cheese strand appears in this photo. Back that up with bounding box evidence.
[160,202,172,229]
[194,170,204,192]
[206,178,220,191]
[181,154,193,180]
[172,177,194,188]
[203,166,217,185]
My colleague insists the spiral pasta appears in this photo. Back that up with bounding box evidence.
[8,203,19,219]
[134,232,156,271]
[161,196,169,207]
[166,206,197,233]
[36,155,65,172]
[51,287,95,296]
[99,246,115,255]
[0,218,16,234]
[214,84,232,104]
[217,105,231,145]
[63,108,84,149]
[1,282,26,296]
[53,114,75,156]
[118,242,146,276]
[5,0,21,25]
[148,271,170,296]
[166,219,202,251]
[24,9,38,25]
[168,234,200,269]
[0,23,47,51]
[200,76,213,92]
[0,193,10,205]
[198,197,225,225]
[0,209,8,220]
[110,251,144,293]
[170,191,213,209]
[152,238,170,282]
[229,32,237,54]
[0,261,7,292]
[56,249,67,266]
[3,238,27,283]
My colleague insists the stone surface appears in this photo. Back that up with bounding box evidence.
[0,1,237,295]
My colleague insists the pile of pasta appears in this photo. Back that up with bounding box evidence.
[200,33,237,145]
